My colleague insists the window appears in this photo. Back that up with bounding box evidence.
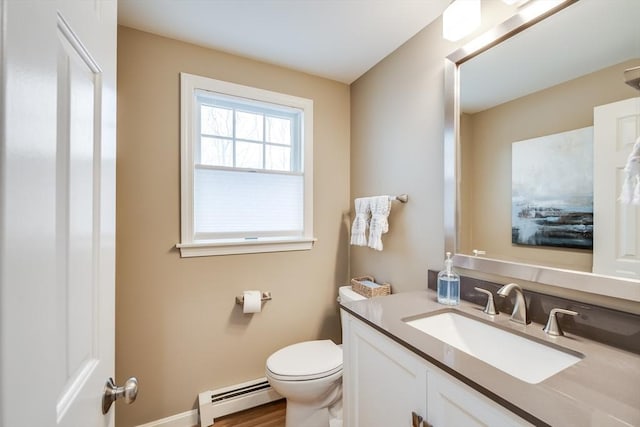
[178,73,314,257]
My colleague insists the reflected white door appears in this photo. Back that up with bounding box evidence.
[0,0,118,426]
[593,97,640,279]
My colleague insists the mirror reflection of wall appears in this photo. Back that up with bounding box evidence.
[458,0,640,277]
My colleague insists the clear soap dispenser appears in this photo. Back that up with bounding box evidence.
[437,252,460,305]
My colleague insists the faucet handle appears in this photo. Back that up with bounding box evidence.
[474,287,498,315]
[543,308,578,336]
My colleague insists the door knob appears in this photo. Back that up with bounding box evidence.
[102,377,138,414]
[412,411,423,427]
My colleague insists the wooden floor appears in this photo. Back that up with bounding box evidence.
[210,400,286,427]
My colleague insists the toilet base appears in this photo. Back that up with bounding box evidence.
[285,395,342,427]
[286,403,329,427]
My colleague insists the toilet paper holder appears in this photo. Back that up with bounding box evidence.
[235,291,272,305]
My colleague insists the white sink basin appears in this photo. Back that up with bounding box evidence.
[404,311,583,384]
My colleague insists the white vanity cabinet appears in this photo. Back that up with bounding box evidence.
[342,312,428,426]
[427,369,532,427]
[341,312,533,427]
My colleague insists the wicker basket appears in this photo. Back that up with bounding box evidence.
[350,276,392,298]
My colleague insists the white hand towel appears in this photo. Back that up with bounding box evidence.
[350,197,371,246]
[620,136,640,205]
[368,196,392,251]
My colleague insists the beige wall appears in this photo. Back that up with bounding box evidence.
[461,59,640,271]
[350,1,517,292]
[116,27,350,426]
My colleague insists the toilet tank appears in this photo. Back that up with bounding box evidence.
[338,285,366,303]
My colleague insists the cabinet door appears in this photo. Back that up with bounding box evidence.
[427,369,532,427]
[343,314,427,427]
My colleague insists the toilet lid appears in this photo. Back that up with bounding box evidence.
[266,340,342,380]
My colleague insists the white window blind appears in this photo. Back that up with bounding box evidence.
[178,73,314,257]
[194,168,304,239]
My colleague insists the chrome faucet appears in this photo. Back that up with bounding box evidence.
[497,283,528,325]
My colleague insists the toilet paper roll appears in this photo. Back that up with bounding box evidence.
[243,290,262,314]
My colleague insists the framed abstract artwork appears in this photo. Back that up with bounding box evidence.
[512,127,593,249]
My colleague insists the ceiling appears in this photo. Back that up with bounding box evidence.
[118,0,450,84]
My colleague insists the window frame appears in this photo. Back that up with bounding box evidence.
[177,73,315,257]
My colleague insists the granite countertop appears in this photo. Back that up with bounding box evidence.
[340,290,640,427]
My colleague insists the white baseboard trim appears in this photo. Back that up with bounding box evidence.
[135,409,198,427]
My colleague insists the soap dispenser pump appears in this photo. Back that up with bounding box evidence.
[437,252,460,305]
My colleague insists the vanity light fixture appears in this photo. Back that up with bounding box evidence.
[442,0,481,42]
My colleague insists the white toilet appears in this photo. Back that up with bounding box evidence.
[265,286,365,427]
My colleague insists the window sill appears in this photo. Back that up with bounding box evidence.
[176,238,316,257]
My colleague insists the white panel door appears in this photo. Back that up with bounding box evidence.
[0,0,119,426]
[593,97,640,279]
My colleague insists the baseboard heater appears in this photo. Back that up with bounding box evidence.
[198,377,282,427]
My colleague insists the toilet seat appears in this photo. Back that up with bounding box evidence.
[266,340,342,381]
[266,365,342,382]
